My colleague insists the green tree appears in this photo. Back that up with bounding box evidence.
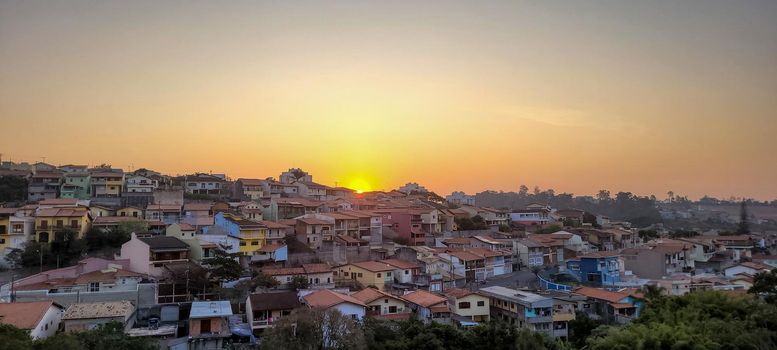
[290,275,310,290]
[0,175,28,202]
[0,323,33,350]
[586,291,777,349]
[203,246,243,283]
[262,308,365,350]
[749,268,777,304]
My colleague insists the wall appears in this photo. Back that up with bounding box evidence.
[29,305,63,339]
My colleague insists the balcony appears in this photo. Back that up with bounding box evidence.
[251,319,273,329]
[552,310,575,322]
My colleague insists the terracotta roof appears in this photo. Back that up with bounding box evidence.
[259,243,286,253]
[302,263,332,274]
[402,290,447,307]
[380,259,421,270]
[263,267,305,276]
[90,172,124,178]
[38,198,79,205]
[351,288,397,304]
[467,247,508,258]
[93,216,143,225]
[138,236,189,251]
[443,238,472,245]
[178,223,196,231]
[573,287,631,304]
[609,302,635,309]
[183,203,212,211]
[429,305,450,313]
[36,207,88,217]
[63,301,134,320]
[249,291,301,311]
[350,261,395,272]
[73,268,144,284]
[448,251,484,262]
[443,288,480,299]
[146,204,181,212]
[0,301,59,330]
[304,289,366,308]
[321,213,358,220]
[260,220,291,229]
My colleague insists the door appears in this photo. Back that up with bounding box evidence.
[200,319,211,333]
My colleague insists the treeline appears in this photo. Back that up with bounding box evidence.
[474,187,662,227]
[261,285,777,350]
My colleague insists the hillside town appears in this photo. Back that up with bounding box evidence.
[0,162,775,349]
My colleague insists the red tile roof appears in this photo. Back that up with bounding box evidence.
[304,289,366,308]
[402,290,447,307]
[0,301,59,330]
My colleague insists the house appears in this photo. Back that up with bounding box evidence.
[302,289,366,319]
[446,191,475,206]
[125,175,158,193]
[263,263,334,289]
[0,301,64,339]
[554,209,586,226]
[189,300,233,345]
[1,257,151,306]
[402,290,450,324]
[566,251,622,285]
[294,217,335,250]
[184,173,226,195]
[234,178,265,200]
[61,172,90,199]
[27,171,62,201]
[621,240,693,279]
[34,207,91,243]
[351,287,410,319]
[294,181,329,200]
[724,261,772,277]
[510,207,552,226]
[92,216,146,231]
[252,243,288,264]
[118,234,190,276]
[89,171,124,198]
[117,206,144,218]
[572,287,642,324]
[380,259,422,284]
[443,288,490,325]
[442,237,473,249]
[320,212,360,239]
[62,301,135,332]
[479,286,569,338]
[210,212,267,259]
[182,202,214,228]
[144,204,182,225]
[261,220,290,246]
[0,208,34,259]
[334,261,396,290]
[246,291,301,330]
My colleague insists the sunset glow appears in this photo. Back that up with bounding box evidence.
[0,1,775,199]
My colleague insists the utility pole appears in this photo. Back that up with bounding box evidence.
[39,248,43,273]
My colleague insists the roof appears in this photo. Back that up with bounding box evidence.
[304,289,366,308]
[249,292,301,311]
[443,238,472,245]
[260,220,291,229]
[298,217,333,225]
[183,203,212,211]
[73,268,145,284]
[0,301,59,330]
[302,263,332,274]
[90,171,124,178]
[138,236,190,251]
[263,267,305,276]
[573,287,632,303]
[402,290,447,308]
[350,261,395,272]
[478,286,550,305]
[579,251,621,258]
[380,258,421,270]
[38,198,79,205]
[448,251,484,262]
[259,243,286,253]
[36,207,88,217]
[351,288,399,304]
[63,301,134,320]
[237,178,264,186]
[93,216,143,225]
[190,301,233,319]
[443,288,481,299]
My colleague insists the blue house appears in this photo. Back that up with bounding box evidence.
[567,251,621,285]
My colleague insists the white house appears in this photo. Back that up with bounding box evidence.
[302,289,366,320]
[0,300,64,339]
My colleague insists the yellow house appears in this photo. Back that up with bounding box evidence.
[117,206,144,218]
[217,212,267,256]
[335,261,395,290]
[0,209,14,252]
[34,207,91,242]
[444,288,490,323]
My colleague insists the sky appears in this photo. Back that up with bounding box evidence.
[1,0,776,200]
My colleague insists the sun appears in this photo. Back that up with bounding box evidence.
[347,178,373,193]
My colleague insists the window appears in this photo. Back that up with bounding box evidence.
[251,241,259,245]
[89,282,100,292]
[386,272,392,277]
[477,301,485,307]
[357,273,363,277]
[405,270,409,275]
[384,298,389,303]
[0,225,5,234]
[459,302,471,309]
[56,220,63,227]
[388,306,397,313]
[239,241,246,246]
[377,273,381,278]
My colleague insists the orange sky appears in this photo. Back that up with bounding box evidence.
[1,1,776,200]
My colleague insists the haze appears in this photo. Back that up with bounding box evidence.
[1,0,776,199]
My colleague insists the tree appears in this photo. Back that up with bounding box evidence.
[0,175,28,202]
[640,284,665,304]
[567,312,603,349]
[738,200,751,234]
[203,246,243,283]
[290,275,310,290]
[518,185,529,197]
[262,308,365,350]
[586,291,777,349]
[596,190,611,202]
[0,323,33,350]
[749,268,777,304]
[0,322,157,350]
